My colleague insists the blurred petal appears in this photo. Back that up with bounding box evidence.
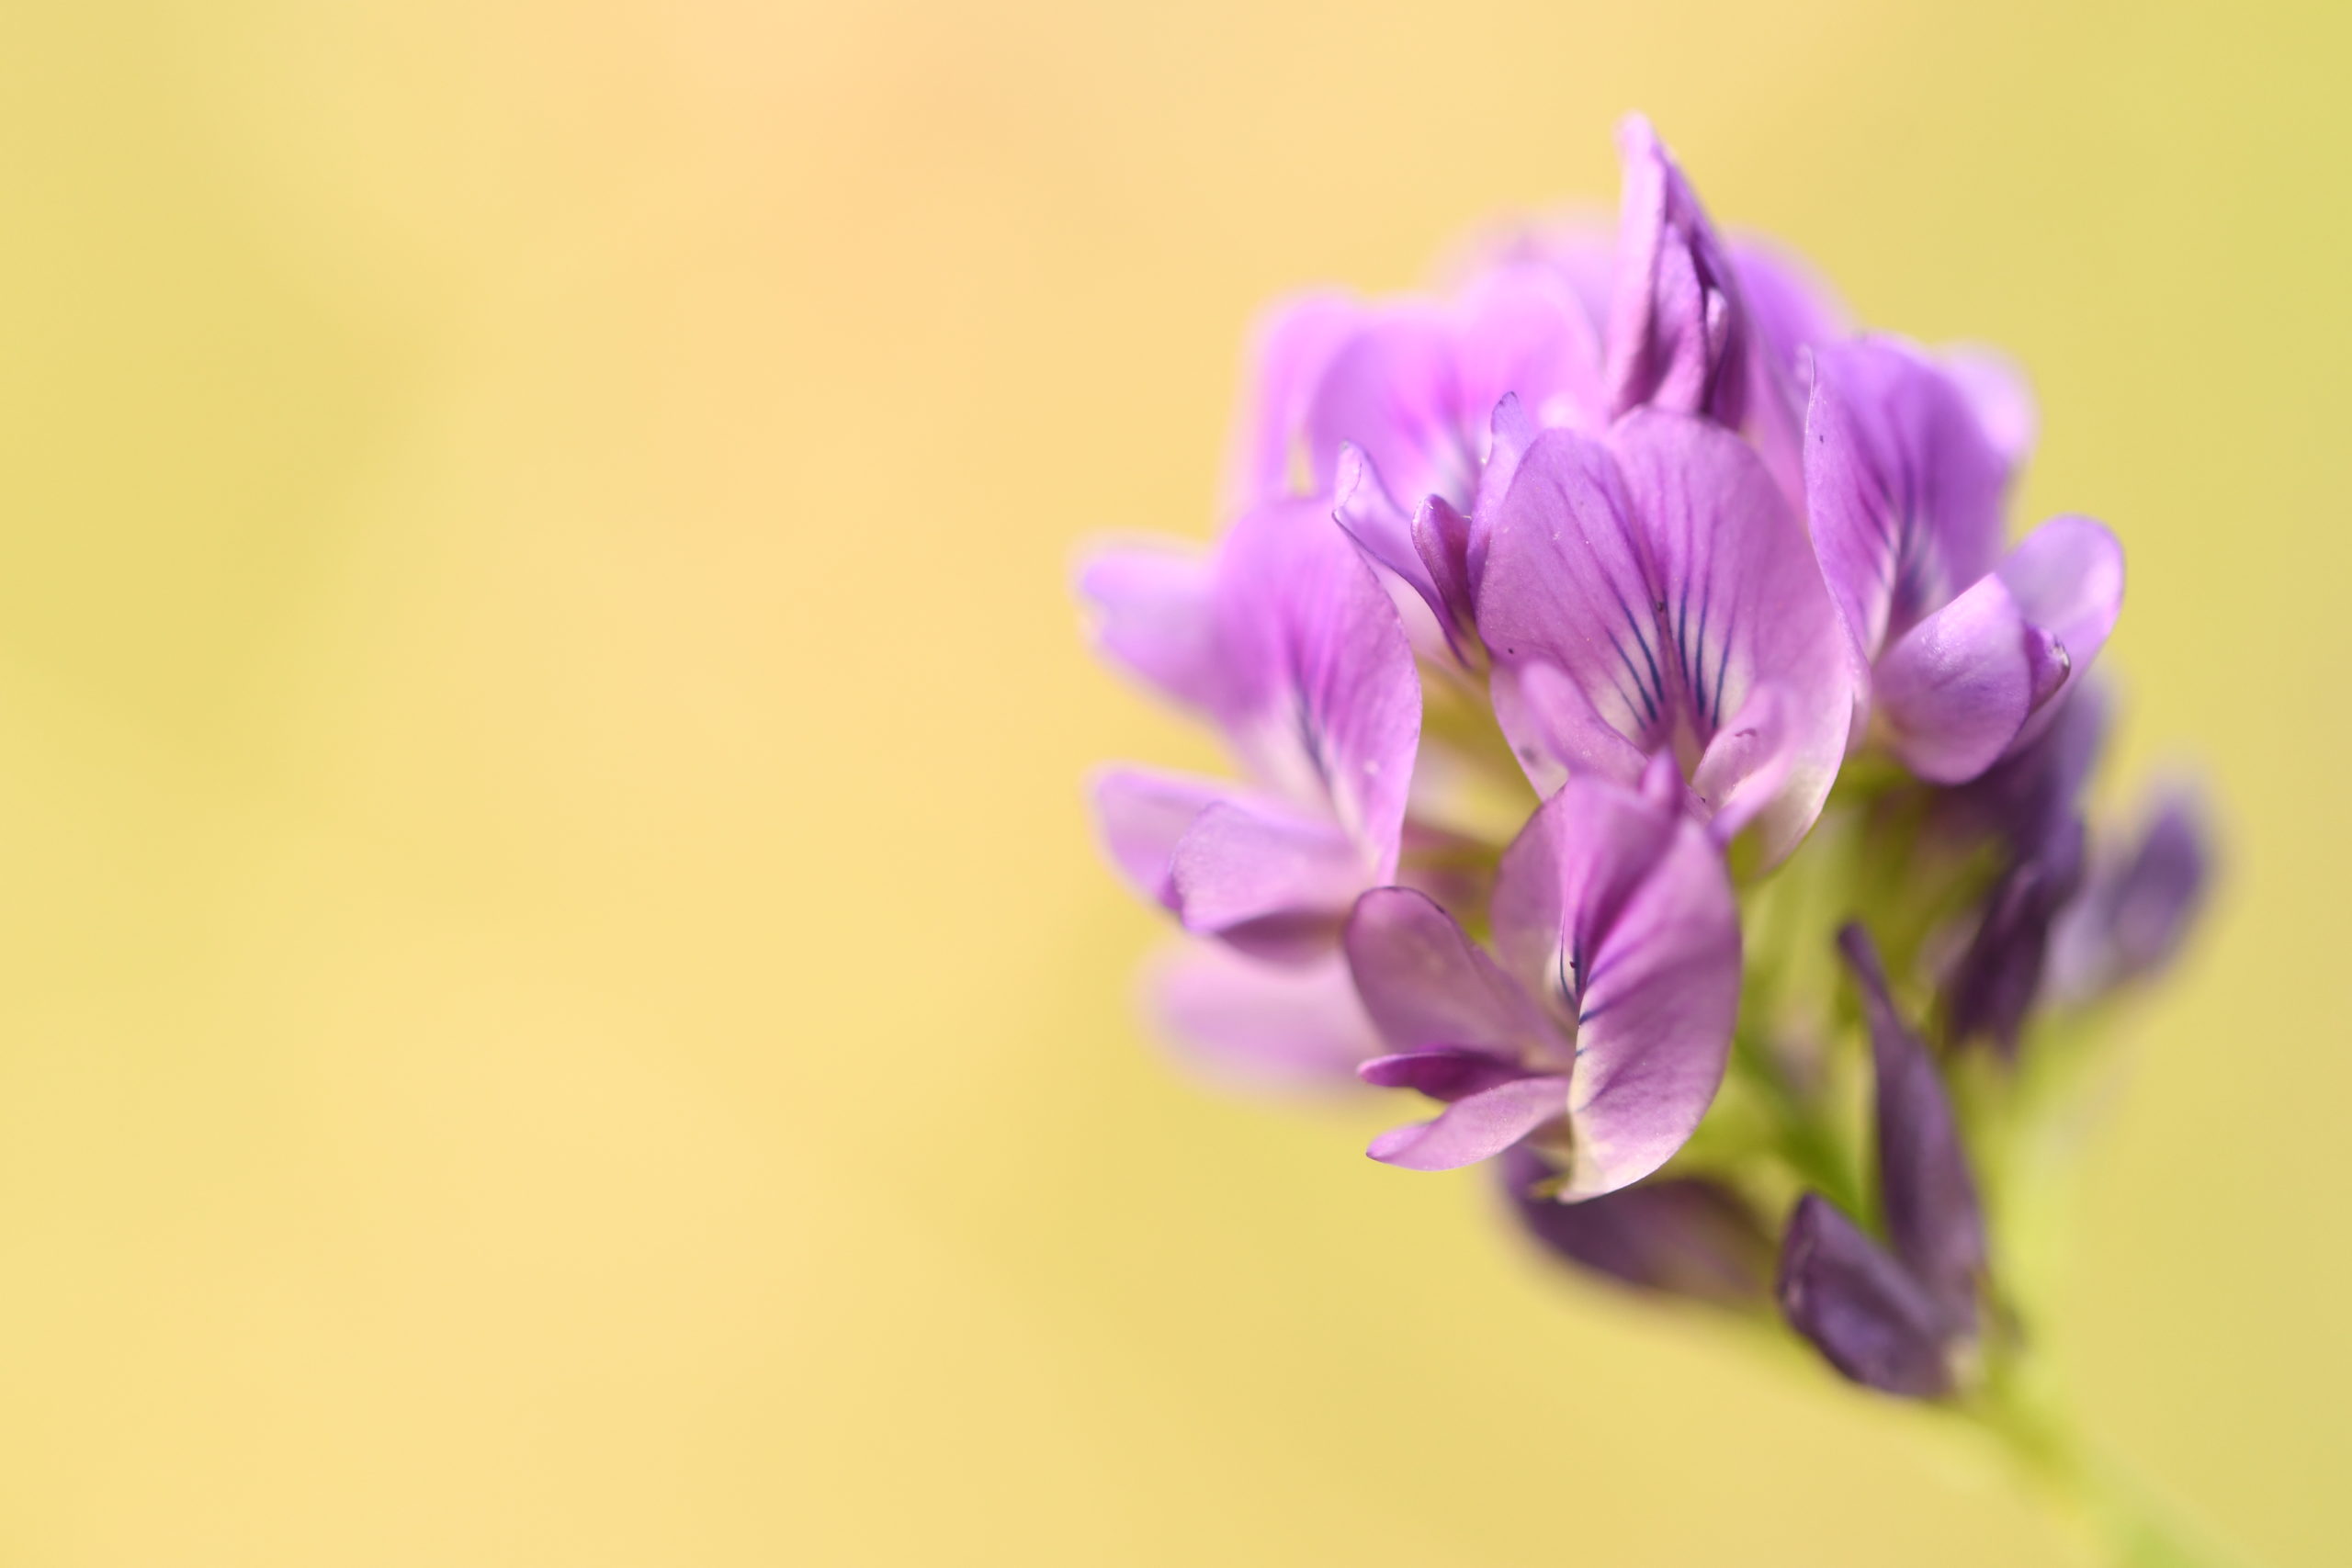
[1306,310,1474,513]
[1076,541,1238,716]
[1873,571,2064,784]
[1777,1193,1958,1399]
[1939,344,2038,473]
[1148,942,1383,1091]
[2052,783,2218,999]
[1946,818,2088,1055]
[1221,291,1363,512]
[1089,766,1224,908]
[1840,926,1986,1328]
[1365,1074,1569,1170]
[1342,886,1561,1059]
[1169,797,1365,961]
[1805,338,2011,667]
[1731,238,1848,389]
[1501,1147,1774,1309]
[1935,673,2111,860]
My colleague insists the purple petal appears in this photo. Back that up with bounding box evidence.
[1168,797,1366,962]
[1604,116,1749,425]
[1839,926,1985,1329]
[1221,291,1364,513]
[1076,541,1230,716]
[1365,1073,1569,1171]
[1604,118,1805,501]
[1089,766,1225,908]
[1359,1046,1534,1102]
[1211,498,1421,876]
[2052,782,2218,1000]
[1805,338,2011,669]
[1777,1192,1959,1399]
[1939,345,2038,474]
[1994,513,2124,750]
[1731,238,1849,390]
[1306,309,1476,514]
[1609,411,1854,862]
[1341,886,1563,1060]
[1491,773,1742,1197]
[1934,673,2112,861]
[1690,682,1792,845]
[1501,1147,1774,1309]
[1945,817,2088,1055]
[1333,446,1464,660]
[1411,493,1477,642]
[1872,571,2062,785]
[1148,942,1383,1091]
[1447,260,1607,439]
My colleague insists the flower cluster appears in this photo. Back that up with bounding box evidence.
[1080,118,2210,1402]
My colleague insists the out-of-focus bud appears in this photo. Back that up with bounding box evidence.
[2050,783,2217,1004]
[1499,1147,1774,1310]
[1944,818,2086,1055]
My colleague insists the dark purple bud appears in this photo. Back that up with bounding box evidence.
[1776,1192,1957,1399]
[1500,1147,1774,1310]
[1839,926,1985,1333]
[1944,817,2086,1055]
[2052,784,2216,999]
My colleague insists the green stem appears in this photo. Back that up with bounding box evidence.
[1960,1372,2242,1567]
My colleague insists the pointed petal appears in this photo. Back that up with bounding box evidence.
[1805,338,2012,668]
[1333,446,1464,660]
[1994,513,2124,750]
[1491,774,1741,1197]
[1604,118,1804,500]
[1411,493,1477,640]
[1839,926,1986,1328]
[1168,797,1366,961]
[1342,886,1561,1059]
[1365,1074,1569,1171]
[1873,571,2063,785]
[1605,115,1747,425]
[1611,412,1853,861]
[1221,291,1363,512]
[1777,1192,1958,1399]
[1212,498,1422,874]
[1501,1148,1774,1309]
[1148,942,1383,1091]
[1076,541,1231,716]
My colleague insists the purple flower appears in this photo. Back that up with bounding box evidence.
[1778,927,1987,1397]
[1083,494,1421,962]
[1475,410,1854,864]
[1806,337,2125,784]
[1342,759,1740,1196]
[1500,1145,1774,1310]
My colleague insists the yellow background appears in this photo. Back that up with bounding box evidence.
[0,0,2343,1562]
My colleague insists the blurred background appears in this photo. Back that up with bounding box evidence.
[0,0,2344,1562]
